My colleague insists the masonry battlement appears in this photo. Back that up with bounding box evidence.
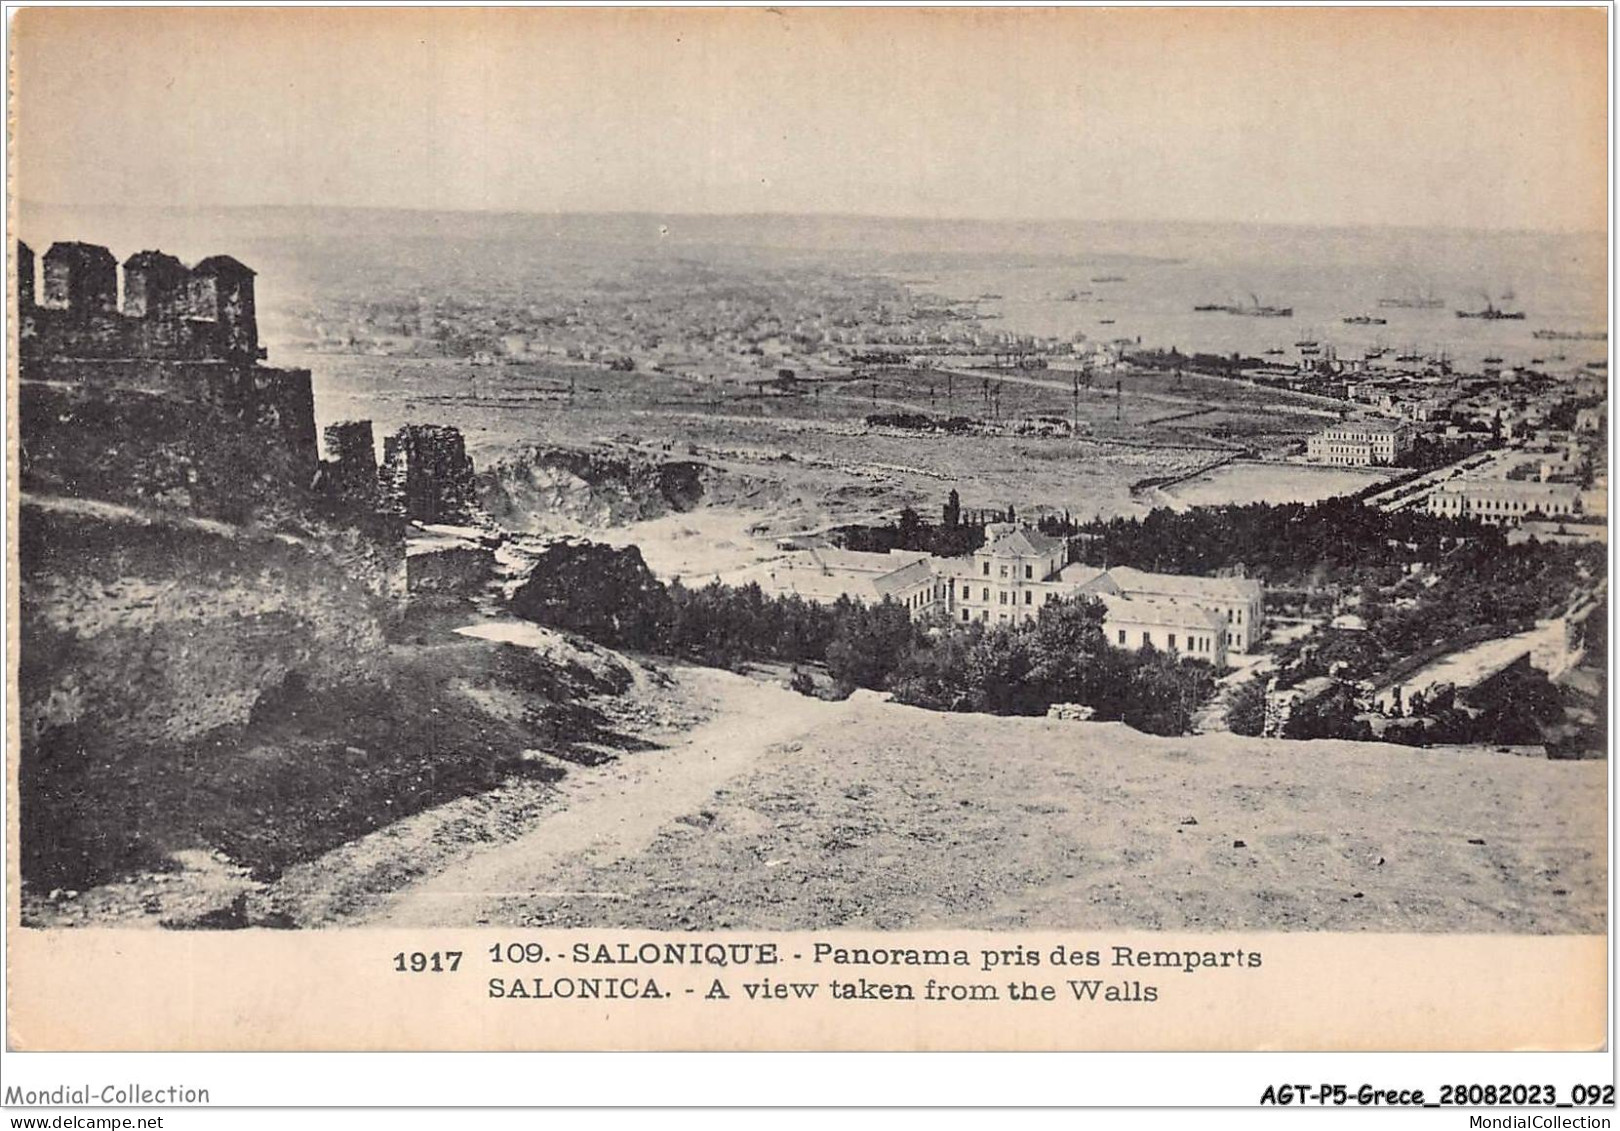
[18,240,260,362]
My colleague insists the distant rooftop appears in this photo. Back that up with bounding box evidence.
[1100,592,1226,633]
[985,527,1065,558]
[1104,565,1262,601]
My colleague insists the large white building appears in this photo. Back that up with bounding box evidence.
[1306,419,1413,466]
[1425,479,1585,526]
[1083,565,1266,653]
[760,522,1264,663]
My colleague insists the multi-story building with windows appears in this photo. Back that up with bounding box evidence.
[1425,479,1584,526]
[1098,593,1229,666]
[759,522,1266,660]
[1306,419,1413,466]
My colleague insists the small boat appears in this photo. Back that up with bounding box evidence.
[1482,355,1504,365]
[1343,314,1388,325]
[1090,274,1126,283]
[1263,347,1285,356]
[1098,318,1115,325]
[1194,302,1231,313]
[1533,329,1607,342]
[1378,287,1444,309]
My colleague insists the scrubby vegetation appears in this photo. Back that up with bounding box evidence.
[511,541,1222,735]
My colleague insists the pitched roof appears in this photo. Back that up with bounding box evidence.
[44,241,115,266]
[987,527,1065,558]
[1100,593,1226,633]
[123,249,185,271]
[1058,563,1114,591]
[806,547,929,575]
[1105,566,1262,602]
[873,558,936,597]
[192,254,255,277]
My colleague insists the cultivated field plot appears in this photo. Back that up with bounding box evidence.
[367,669,1606,933]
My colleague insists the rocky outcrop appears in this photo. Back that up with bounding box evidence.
[477,444,716,531]
[510,539,668,649]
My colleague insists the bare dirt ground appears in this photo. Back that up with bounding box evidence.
[350,668,1606,934]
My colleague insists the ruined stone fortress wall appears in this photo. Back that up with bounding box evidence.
[16,240,405,757]
[18,242,318,525]
[20,241,262,363]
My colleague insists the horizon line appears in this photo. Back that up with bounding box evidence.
[13,198,1605,242]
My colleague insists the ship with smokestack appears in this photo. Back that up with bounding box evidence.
[1192,292,1292,317]
[1456,290,1525,320]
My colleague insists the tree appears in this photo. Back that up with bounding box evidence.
[825,600,917,695]
[943,489,961,528]
[1123,647,1215,736]
[1225,675,1269,736]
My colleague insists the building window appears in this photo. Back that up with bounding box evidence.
[982,562,990,576]
[1117,629,1126,645]
[962,610,969,622]
[1024,591,1032,605]
[982,588,989,602]
[998,592,1007,605]
[999,566,1008,579]
[1024,565,1033,579]
[1168,634,1177,651]
[1142,631,1151,646]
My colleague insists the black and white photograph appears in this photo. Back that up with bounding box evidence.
[5,4,1610,1060]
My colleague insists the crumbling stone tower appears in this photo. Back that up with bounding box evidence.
[381,425,477,524]
[41,241,117,315]
[319,420,381,510]
[16,241,34,308]
[190,255,259,360]
[123,250,189,318]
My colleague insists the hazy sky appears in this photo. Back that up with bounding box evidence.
[12,6,1609,232]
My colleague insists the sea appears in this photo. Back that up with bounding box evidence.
[17,205,1611,371]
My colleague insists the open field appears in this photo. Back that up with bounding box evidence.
[1161,461,1394,509]
[358,667,1606,933]
[294,350,1358,541]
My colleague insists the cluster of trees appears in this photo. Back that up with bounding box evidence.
[835,494,991,557]
[1034,498,1481,588]
[879,601,1217,735]
[1270,537,1601,691]
[1396,434,1491,471]
[511,542,1220,735]
[864,412,978,435]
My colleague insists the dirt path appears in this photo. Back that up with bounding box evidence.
[360,667,843,927]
